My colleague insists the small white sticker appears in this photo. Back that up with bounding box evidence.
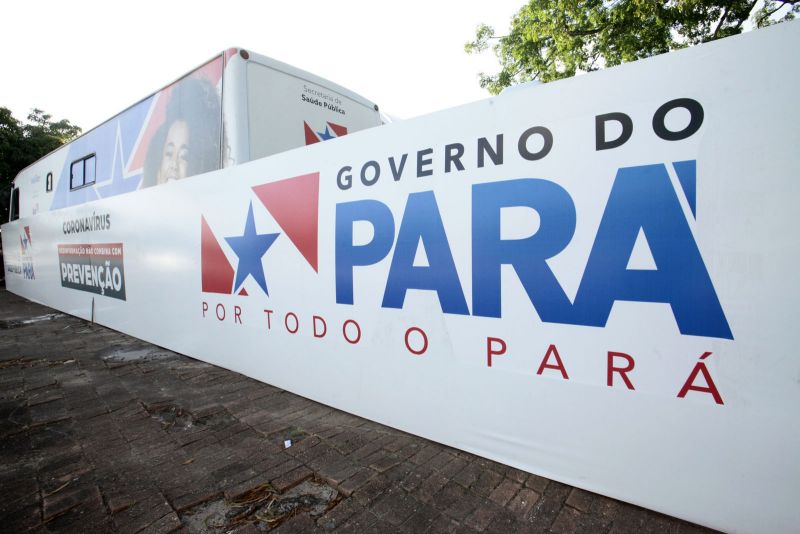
[284,439,292,449]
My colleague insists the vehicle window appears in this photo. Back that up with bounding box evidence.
[70,160,85,189]
[10,187,20,221]
[70,154,96,190]
[85,156,96,185]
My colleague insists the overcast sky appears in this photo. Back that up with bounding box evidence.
[2,0,524,131]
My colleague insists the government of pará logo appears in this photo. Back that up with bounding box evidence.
[201,172,320,296]
[20,226,35,280]
[304,121,347,145]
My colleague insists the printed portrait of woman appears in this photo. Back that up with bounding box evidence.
[141,77,221,188]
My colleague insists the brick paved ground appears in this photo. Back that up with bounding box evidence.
[0,287,714,533]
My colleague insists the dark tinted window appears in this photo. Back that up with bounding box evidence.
[10,187,20,221]
[70,155,96,190]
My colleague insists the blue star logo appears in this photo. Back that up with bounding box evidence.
[225,202,280,295]
[317,126,335,141]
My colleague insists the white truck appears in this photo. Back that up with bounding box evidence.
[7,48,382,220]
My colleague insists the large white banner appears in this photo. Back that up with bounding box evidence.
[4,22,799,533]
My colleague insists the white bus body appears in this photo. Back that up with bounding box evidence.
[3,25,800,533]
[6,48,382,220]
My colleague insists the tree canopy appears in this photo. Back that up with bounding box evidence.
[466,0,799,94]
[0,107,81,221]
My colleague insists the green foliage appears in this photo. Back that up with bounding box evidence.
[467,0,799,94]
[0,107,81,221]
[0,108,24,193]
[21,109,82,162]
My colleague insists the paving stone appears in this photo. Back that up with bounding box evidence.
[273,511,319,533]
[485,507,528,533]
[317,496,365,530]
[414,471,450,504]
[284,434,322,456]
[350,439,384,461]
[567,487,594,513]
[368,451,401,473]
[525,480,572,530]
[442,487,484,522]
[503,465,530,483]
[106,493,136,514]
[314,425,345,440]
[507,487,540,520]
[383,434,414,452]
[398,501,437,530]
[271,464,313,492]
[371,490,420,526]
[137,509,182,533]
[28,388,64,407]
[338,467,377,496]
[42,483,102,522]
[589,493,621,527]
[223,472,274,501]
[423,449,454,471]
[452,461,484,489]
[409,443,441,465]
[340,508,380,531]
[471,468,504,498]
[431,481,468,514]
[44,502,111,532]
[305,445,348,472]
[317,458,361,486]
[428,513,463,532]
[551,505,585,533]
[439,456,469,479]
[111,495,176,534]
[488,478,521,506]
[0,500,42,531]
[352,474,393,505]
[464,501,502,532]
[171,487,221,512]
[398,462,434,493]
[0,474,38,513]
[326,429,374,455]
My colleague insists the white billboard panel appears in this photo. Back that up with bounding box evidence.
[4,22,799,533]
